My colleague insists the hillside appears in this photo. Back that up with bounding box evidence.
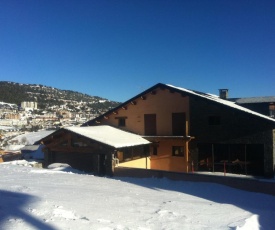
[0,81,120,110]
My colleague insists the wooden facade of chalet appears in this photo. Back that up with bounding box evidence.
[83,83,275,178]
[39,126,150,176]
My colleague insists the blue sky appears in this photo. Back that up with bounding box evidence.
[0,0,274,102]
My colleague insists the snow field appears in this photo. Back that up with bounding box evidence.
[0,161,274,230]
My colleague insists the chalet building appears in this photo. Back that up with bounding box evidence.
[82,83,275,178]
[38,126,150,176]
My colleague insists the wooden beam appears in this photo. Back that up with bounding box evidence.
[115,116,128,119]
[45,133,71,148]
[49,147,100,153]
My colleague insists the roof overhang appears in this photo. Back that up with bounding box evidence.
[143,136,194,142]
[82,83,275,127]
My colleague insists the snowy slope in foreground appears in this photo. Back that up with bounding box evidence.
[0,162,274,230]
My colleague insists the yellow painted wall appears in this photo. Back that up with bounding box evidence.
[150,155,186,172]
[98,88,189,136]
[150,139,188,172]
[97,87,190,172]
[118,157,151,169]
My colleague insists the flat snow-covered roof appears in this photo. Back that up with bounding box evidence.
[65,125,150,148]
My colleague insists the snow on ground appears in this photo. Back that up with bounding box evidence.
[0,161,275,230]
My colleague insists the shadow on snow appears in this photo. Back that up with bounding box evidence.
[0,190,56,230]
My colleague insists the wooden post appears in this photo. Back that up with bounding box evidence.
[186,142,189,173]
[185,136,195,173]
[146,154,148,169]
[105,152,114,177]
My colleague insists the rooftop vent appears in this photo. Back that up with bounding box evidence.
[219,89,228,99]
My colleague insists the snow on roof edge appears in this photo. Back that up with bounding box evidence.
[166,84,275,123]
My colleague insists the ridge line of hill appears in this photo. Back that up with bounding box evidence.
[0,81,120,111]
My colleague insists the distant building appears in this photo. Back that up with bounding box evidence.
[217,90,275,118]
[4,113,20,120]
[230,97,275,118]
[21,101,38,110]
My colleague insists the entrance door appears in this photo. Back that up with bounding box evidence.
[144,114,156,135]
[172,113,186,136]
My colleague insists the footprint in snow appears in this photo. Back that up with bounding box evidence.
[97,218,112,223]
[53,206,78,220]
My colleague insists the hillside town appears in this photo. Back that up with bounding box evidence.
[0,99,111,149]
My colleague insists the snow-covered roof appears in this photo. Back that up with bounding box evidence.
[4,145,25,151]
[65,125,151,148]
[20,145,40,151]
[11,130,55,145]
[231,96,275,104]
[166,84,275,122]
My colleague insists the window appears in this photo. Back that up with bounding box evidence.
[116,117,127,127]
[117,146,145,162]
[208,116,221,125]
[152,143,158,155]
[144,114,156,135]
[172,113,186,135]
[151,142,159,156]
[152,146,158,155]
[172,146,184,157]
[118,118,126,127]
